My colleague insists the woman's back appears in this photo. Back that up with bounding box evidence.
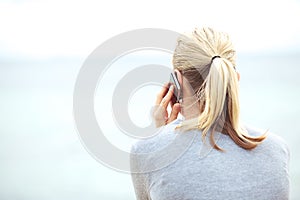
[131,120,290,200]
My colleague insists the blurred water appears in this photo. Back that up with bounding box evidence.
[0,51,299,199]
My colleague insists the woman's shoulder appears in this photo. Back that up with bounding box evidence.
[131,119,182,154]
[130,119,194,173]
[244,124,290,156]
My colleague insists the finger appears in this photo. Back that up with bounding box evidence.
[152,105,168,128]
[155,83,169,105]
[167,103,181,124]
[160,85,174,109]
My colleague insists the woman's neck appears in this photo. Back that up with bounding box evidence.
[180,96,200,120]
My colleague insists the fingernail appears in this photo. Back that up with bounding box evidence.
[169,85,174,90]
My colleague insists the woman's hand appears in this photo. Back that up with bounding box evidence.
[152,84,181,128]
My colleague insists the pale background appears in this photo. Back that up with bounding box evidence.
[0,0,299,199]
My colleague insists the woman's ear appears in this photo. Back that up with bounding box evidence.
[174,69,183,86]
[237,72,240,81]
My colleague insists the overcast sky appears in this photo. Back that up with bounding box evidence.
[0,0,299,60]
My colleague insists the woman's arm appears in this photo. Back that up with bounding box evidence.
[130,145,150,200]
[131,171,149,200]
[130,83,180,199]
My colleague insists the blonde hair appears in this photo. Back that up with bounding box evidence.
[173,27,266,150]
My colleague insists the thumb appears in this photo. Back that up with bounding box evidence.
[167,103,181,123]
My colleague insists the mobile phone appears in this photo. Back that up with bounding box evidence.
[169,72,182,104]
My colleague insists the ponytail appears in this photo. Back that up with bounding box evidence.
[198,57,232,139]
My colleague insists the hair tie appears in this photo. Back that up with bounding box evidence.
[211,56,221,62]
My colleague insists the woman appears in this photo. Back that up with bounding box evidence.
[130,27,290,200]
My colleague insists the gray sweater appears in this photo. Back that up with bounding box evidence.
[130,119,290,200]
